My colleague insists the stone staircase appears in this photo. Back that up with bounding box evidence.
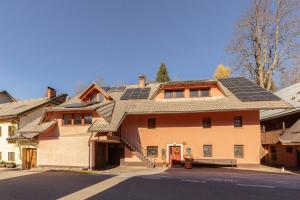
[120,137,155,168]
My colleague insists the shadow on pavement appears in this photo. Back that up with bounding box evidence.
[0,171,114,200]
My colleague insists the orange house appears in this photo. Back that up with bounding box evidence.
[16,76,290,169]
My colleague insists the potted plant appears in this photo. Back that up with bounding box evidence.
[184,147,193,169]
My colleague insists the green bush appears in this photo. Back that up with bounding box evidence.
[0,161,16,168]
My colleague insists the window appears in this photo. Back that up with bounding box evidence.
[234,116,243,127]
[63,114,72,125]
[174,90,184,98]
[186,147,192,156]
[189,88,210,98]
[164,90,184,99]
[200,89,210,97]
[84,114,93,125]
[148,118,156,129]
[164,90,173,99]
[74,114,82,125]
[234,145,244,158]
[147,146,158,157]
[202,117,211,128]
[203,145,212,157]
[8,152,15,161]
[286,147,293,153]
[8,126,16,137]
[189,89,199,97]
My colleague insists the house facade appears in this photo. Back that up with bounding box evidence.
[0,87,66,167]
[15,76,290,169]
[261,82,300,168]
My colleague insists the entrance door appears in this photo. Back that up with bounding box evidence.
[169,146,181,166]
[22,148,37,170]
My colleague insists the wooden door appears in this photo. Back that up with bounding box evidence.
[22,148,37,170]
[169,146,181,166]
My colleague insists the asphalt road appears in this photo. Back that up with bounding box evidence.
[89,168,300,200]
[1,167,300,200]
[0,171,113,200]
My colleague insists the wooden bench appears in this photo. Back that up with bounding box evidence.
[192,159,237,167]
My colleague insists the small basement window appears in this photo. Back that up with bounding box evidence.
[147,146,158,157]
[234,145,244,158]
[203,145,212,157]
[148,118,156,129]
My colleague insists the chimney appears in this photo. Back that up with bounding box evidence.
[47,87,56,99]
[139,74,146,88]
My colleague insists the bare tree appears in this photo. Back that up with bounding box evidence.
[73,76,108,94]
[73,80,88,94]
[280,64,300,88]
[228,0,300,90]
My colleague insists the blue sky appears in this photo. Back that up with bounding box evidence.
[0,0,250,99]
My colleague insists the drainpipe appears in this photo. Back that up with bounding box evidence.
[88,132,94,170]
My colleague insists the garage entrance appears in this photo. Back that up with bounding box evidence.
[94,142,124,170]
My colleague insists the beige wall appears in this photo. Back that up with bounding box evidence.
[38,135,90,167]
[121,111,261,165]
[38,111,101,167]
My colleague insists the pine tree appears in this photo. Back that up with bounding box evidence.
[156,63,170,83]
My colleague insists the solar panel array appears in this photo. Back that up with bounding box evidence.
[102,86,111,92]
[64,101,98,108]
[218,77,280,102]
[120,88,151,100]
[108,86,126,92]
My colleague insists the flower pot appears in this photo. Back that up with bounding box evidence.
[184,158,193,169]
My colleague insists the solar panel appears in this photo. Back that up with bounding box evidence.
[102,86,111,92]
[64,101,98,108]
[108,86,126,92]
[218,77,280,102]
[120,88,151,100]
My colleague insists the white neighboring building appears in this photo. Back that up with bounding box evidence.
[0,87,66,166]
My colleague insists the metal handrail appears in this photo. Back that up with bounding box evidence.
[121,137,155,166]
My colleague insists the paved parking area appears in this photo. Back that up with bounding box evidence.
[89,167,300,200]
[0,170,113,200]
[1,167,300,200]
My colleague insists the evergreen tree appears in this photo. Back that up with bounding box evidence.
[155,63,170,82]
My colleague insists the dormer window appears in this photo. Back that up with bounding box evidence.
[164,90,184,99]
[90,93,104,102]
[189,88,210,97]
